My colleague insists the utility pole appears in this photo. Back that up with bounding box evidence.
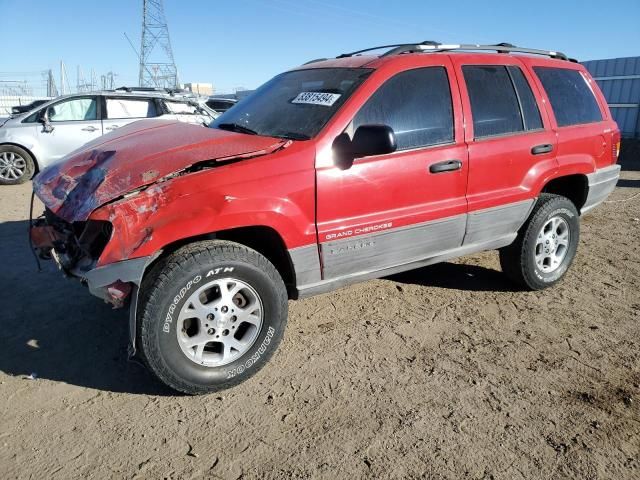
[139,0,178,88]
[46,69,58,97]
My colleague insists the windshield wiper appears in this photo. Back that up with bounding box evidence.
[273,132,310,141]
[217,122,259,136]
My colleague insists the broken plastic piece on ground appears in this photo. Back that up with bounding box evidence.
[106,280,133,308]
[27,373,37,380]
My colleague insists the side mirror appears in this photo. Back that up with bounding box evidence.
[39,109,54,133]
[351,124,397,158]
[331,124,397,170]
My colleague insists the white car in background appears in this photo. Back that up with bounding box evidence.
[0,88,218,185]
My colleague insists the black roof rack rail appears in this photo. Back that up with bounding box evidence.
[336,41,441,58]
[114,86,189,95]
[379,42,570,61]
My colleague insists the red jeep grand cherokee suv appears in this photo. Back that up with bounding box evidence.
[32,42,621,394]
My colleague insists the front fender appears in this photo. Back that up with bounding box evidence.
[90,158,316,266]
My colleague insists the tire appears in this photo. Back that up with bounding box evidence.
[137,240,288,395]
[0,145,36,185]
[499,193,580,290]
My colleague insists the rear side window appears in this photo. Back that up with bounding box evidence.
[533,67,602,126]
[353,67,454,150]
[165,101,198,115]
[463,66,523,138]
[106,98,157,119]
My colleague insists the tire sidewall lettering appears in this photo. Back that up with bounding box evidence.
[153,260,284,386]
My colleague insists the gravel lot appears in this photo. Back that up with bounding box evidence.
[1,158,639,479]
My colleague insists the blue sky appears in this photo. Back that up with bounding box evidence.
[1,0,639,93]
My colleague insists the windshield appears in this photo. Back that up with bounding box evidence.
[210,68,372,140]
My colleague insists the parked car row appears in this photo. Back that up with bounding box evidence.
[0,88,218,185]
[30,42,620,394]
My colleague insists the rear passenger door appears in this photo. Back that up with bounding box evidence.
[530,65,610,170]
[316,64,468,280]
[102,96,160,133]
[452,57,557,245]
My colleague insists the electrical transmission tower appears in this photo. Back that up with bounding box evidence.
[139,0,178,88]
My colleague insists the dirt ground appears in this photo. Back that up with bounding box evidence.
[1,162,639,479]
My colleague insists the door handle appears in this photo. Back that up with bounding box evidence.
[531,144,553,155]
[81,126,98,132]
[429,159,462,174]
[106,125,119,131]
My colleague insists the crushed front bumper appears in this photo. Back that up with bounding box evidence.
[29,209,155,308]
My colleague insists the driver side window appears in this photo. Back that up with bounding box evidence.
[353,67,454,151]
[48,97,97,122]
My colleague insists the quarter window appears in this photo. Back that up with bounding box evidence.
[48,97,97,122]
[533,67,602,127]
[106,98,158,119]
[507,66,543,131]
[165,101,198,115]
[353,67,454,150]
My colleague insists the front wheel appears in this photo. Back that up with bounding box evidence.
[0,145,36,185]
[499,194,580,290]
[137,240,288,395]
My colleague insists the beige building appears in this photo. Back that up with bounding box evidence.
[183,82,213,96]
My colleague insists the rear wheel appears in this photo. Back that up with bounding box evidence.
[500,194,580,290]
[0,145,35,185]
[137,240,288,395]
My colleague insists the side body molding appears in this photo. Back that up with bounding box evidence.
[291,199,538,298]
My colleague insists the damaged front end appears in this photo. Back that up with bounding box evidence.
[30,121,292,311]
[30,208,134,307]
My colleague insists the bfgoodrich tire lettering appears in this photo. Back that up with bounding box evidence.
[137,240,288,395]
[500,194,580,290]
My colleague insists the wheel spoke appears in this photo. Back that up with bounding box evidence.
[194,343,206,361]
[219,280,242,303]
[182,332,208,349]
[222,337,244,362]
[175,276,264,368]
[179,296,210,322]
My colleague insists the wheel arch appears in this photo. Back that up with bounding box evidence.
[540,174,589,212]
[144,225,297,297]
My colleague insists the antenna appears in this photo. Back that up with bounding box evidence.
[139,0,179,88]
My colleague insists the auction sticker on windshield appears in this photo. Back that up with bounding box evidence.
[291,92,341,106]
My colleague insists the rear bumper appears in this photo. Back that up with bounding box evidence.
[582,164,621,215]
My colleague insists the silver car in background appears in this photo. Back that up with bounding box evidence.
[0,88,218,185]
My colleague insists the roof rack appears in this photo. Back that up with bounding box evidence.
[114,86,189,95]
[336,41,573,62]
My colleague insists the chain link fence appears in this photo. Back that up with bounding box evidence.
[0,71,56,116]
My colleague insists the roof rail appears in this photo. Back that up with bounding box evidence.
[114,86,189,95]
[303,58,329,65]
[378,42,570,61]
[336,41,440,58]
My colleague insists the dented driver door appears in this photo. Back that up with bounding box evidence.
[316,61,468,281]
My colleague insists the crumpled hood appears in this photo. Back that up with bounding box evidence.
[33,120,288,222]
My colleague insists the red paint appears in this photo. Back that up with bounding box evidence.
[33,51,618,273]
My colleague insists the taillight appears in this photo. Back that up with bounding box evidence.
[612,131,621,164]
